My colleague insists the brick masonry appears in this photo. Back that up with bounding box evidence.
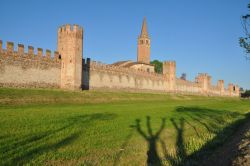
[0,22,240,97]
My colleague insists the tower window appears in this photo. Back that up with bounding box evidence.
[140,40,143,44]
[146,40,149,44]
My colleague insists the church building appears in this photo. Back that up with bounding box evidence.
[111,18,155,73]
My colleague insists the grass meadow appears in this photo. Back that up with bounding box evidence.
[0,88,249,165]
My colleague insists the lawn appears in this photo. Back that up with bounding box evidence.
[0,88,249,166]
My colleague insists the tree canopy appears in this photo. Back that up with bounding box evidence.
[150,60,163,74]
[241,90,250,98]
[239,4,250,60]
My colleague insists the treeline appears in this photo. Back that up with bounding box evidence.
[241,90,250,98]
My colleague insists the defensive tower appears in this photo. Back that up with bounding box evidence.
[163,61,176,91]
[196,73,210,93]
[228,83,234,96]
[217,80,225,95]
[58,24,83,90]
[137,18,150,64]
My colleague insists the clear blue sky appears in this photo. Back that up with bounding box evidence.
[0,0,249,89]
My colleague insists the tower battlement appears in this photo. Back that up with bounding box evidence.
[58,24,83,32]
[217,80,224,89]
[163,61,176,67]
[58,24,83,36]
[197,73,209,78]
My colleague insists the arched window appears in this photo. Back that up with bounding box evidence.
[140,40,143,44]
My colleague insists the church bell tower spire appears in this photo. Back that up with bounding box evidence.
[137,17,150,64]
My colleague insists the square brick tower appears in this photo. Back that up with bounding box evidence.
[228,83,234,96]
[196,73,210,93]
[137,18,150,64]
[217,80,225,95]
[58,24,83,90]
[163,61,176,91]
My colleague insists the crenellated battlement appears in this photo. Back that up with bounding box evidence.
[84,59,165,80]
[58,24,83,32]
[163,61,176,66]
[0,40,61,62]
[58,24,83,38]
[196,73,210,78]
[0,40,61,89]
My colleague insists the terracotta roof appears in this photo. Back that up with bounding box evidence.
[111,60,131,66]
[112,60,154,68]
[123,62,138,67]
[124,62,154,68]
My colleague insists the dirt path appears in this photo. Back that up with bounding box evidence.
[202,117,250,166]
[232,130,250,166]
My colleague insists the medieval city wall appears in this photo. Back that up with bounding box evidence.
[83,60,168,92]
[0,41,61,88]
[0,39,240,97]
[82,59,239,97]
[175,78,202,94]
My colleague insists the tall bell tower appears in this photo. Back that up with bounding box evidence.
[137,18,150,64]
[58,24,83,90]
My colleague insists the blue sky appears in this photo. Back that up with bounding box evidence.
[0,0,249,89]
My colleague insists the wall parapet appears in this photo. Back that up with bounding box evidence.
[176,78,199,87]
[0,40,61,63]
[82,58,240,97]
[85,59,166,80]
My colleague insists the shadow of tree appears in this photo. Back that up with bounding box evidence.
[134,116,166,166]
[133,107,248,166]
[0,113,116,165]
[163,107,248,166]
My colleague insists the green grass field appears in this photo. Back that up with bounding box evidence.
[0,88,249,166]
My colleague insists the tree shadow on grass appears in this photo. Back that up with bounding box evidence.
[165,107,249,166]
[133,107,248,166]
[134,116,166,166]
[0,113,116,165]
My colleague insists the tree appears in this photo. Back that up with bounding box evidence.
[239,4,250,60]
[241,90,250,98]
[150,60,163,74]
[180,73,187,80]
